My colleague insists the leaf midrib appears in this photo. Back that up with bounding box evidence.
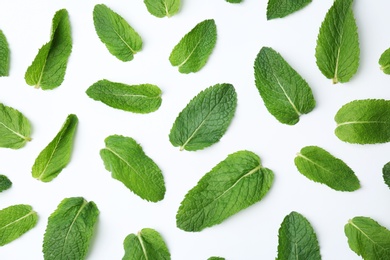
[0,121,30,141]
[60,200,88,258]
[0,210,35,230]
[137,232,149,260]
[113,28,136,54]
[297,153,332,183]
[348,219,389,252]
[337,120,390,127]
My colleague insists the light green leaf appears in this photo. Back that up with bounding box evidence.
[169,19,217,73]
[254,47,315,125]
[100,135,166,202]
[226,0,242,3]
[169,83,237,151]
[25,9,72,90]
[0,204,38,246]
[208,257,225,260]
[43,197,99,260]
[382,162,390,189]
[32,114,78,182]
[144,0,180,18]
[93,4,142,62]
[294,146,360,191]
[0,103,31,149]
[86,79,162,114]
[345,216,390,260]
[379,48,390,75]
[335,99,390,144]
[267,0,312,20]
[0,29,10,76]
[122,228,170,260]
[315,0,359,84]
[277,211,321,260]
[176,150,274,232]
[0,175,12,192]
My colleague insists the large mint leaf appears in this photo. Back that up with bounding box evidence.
[0,29,10,76]
[43,197,99,260]
[176,150,274,232]
[0,103,31,149]
[25,9,72,90]
[0,174,12,192]
[169,83,237,151]
[335,99,390,144]
[93,4,142,62]
[86,79,162,114]
[382,162,390,189]
[100,135,166,202]
[267,0,312,20]
[379,48,390,75]
[345,216,390,260]
[254,47,315,125]
[315,0,359,84]
[32,114,78,182]
[0,204,38,246]
[294,146,360,191]
[169,19,217,73]
[144,0,180,18]
[277,211,321,260]
[122,228,170,260]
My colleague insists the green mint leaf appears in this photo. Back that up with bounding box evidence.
[0,103,32,149]
[335,99,390,144]
[0,204,38,246]
[0,29,10,76]
[86,79,162,114]
[345,216,390,259]
[379,48,390,74]
[267,0,312,20]
[315,0,359,84]
[100,135,166,202]
[144,0,180,18]
[176,150,274,232]
[93,4,142,62]
[169,19,217,73]
[32,114,78,182]
[169,83,237,151]
[382,162,390,189]
[122,228,171,260]
[226,0,242,3]
[254,47,315,125]
[294,146,360,191]
[25,9,72,90]
[0,174,12,192]
[277,211,321,260]
[208,257,225,260]
[43,197,99,260]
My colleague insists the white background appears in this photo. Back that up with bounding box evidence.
[1,0,390,259]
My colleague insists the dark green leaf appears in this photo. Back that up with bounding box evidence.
[267,0,312,20]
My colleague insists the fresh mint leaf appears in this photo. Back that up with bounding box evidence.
[208,257,225,260]
[43,197,99,260]
[379,48,390,74]
[294,146,360,191]
[0,175,12,192]
[315,0,359,84]
[169,83,237,151]
[100,135,166,202]
[122,228,170,260]
[226,0,242,3]
[382,162,390,189]
[345,216,390,259]
[0,103,32,149]
[0,204,38,246]
[0,29,10,76]
[32,114,78,182]
[25,9,72,90]
[254,47,315,125]
[176,150,274,232]
[86,79,162,114]
[93,4,142,62]
[144,0,180,18]
[169,19,217,73]
[335,99,390,144]
[277,211,321,260]
[267,0,312,20]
